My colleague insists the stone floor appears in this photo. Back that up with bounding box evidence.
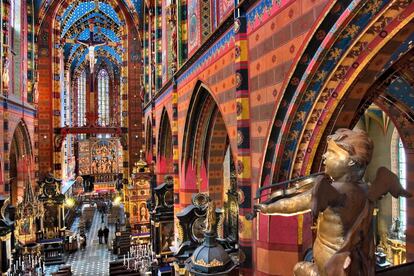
[46,209,117,275]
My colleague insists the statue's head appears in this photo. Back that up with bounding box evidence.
[323,128,373,180]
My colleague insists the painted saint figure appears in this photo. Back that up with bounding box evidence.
[2,57,9,90]
[255,128,411,276]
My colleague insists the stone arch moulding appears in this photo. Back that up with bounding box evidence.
[260,0,414,186]
[181,80,234,204]
[311,46,414,175]
[295,5,414,177]
[145,116,153,162]
[157,107,174,177]
[10,120,33,159]
[9,120,34,205]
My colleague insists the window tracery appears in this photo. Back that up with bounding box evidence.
[98,69,110,126]
[78,71,86,126]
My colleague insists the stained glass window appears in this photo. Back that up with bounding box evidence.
[11,0,22,96]
[78,71,86,126]
[398,138,407,231]
[98,69,110,126]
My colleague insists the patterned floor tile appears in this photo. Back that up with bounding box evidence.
[45,210,118,276]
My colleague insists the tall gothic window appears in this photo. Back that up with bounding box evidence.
[98,69,110,126]
[10,0,22,96]
[77,71,86,126]
[398,138,407,231]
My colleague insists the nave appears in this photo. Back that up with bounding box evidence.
[1,0,414,275]
[46,207,117,275]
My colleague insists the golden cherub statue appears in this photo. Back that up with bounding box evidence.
[255,128,411,276]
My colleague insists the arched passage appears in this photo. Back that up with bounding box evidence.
[145,117,153,162]
[9,121,33,206]
[182,81,235,207]
[157,108,173,181]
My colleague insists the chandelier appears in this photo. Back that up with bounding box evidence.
[122,244,157,273]
[9,244,45,276]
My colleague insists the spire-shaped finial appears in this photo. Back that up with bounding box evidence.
[133,149,149,173]
[23,178,35,205]
[205,201,216,234]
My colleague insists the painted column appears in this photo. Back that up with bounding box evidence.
[178,0,188,66]
[234,6,253,275]
[121,26,129,179]
[172,78,179,226]
[52,48,64,179]
[406,149,414,261]
[127,27,142,174]
[143,9,150,103]
[2,1,10,194]
[26,0,35,103]
[151,101,156,173]
[149,6,157,170]
[155,0,162,91]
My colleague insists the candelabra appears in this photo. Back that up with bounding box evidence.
[9,252,45,276]
[122,244,157,274]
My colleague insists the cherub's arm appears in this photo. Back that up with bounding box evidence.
[255,189,312,216]
[255,175,333,216]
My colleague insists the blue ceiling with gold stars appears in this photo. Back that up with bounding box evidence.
[35,0,143,75]
[60,1,124,74]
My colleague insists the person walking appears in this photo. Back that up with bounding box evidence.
[80,233,87,250]
[98,228,103,244]
[103,226,109,244]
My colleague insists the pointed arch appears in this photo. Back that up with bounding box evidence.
[98,68,110,126]
[9,121,33,206]
[158,108,173,161]
[158,108,173,175]
[256,1,414,261]
[181,81,235,206]
[261,0,414,185]
[145,117,153,161]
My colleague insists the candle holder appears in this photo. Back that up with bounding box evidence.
[122,243,157,273]
[10,244,45,276]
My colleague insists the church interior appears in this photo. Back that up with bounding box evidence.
[1,0,414,275]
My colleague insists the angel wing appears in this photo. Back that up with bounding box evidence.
[368,167,412,202]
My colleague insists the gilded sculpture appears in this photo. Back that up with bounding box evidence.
[205,201,216,233]
[255,128,411,276]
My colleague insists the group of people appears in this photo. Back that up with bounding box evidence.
[98,226,110,244]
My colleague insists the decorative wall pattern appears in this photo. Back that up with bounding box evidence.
[162,0,168,84]
[217,0,234,25]
[188,0,200,55]
[177,28,234,85]
[248,0,328,190]
[247,0,285,33]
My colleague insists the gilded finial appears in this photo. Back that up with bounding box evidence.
[133,149,148,173]
[205,201,216,233]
